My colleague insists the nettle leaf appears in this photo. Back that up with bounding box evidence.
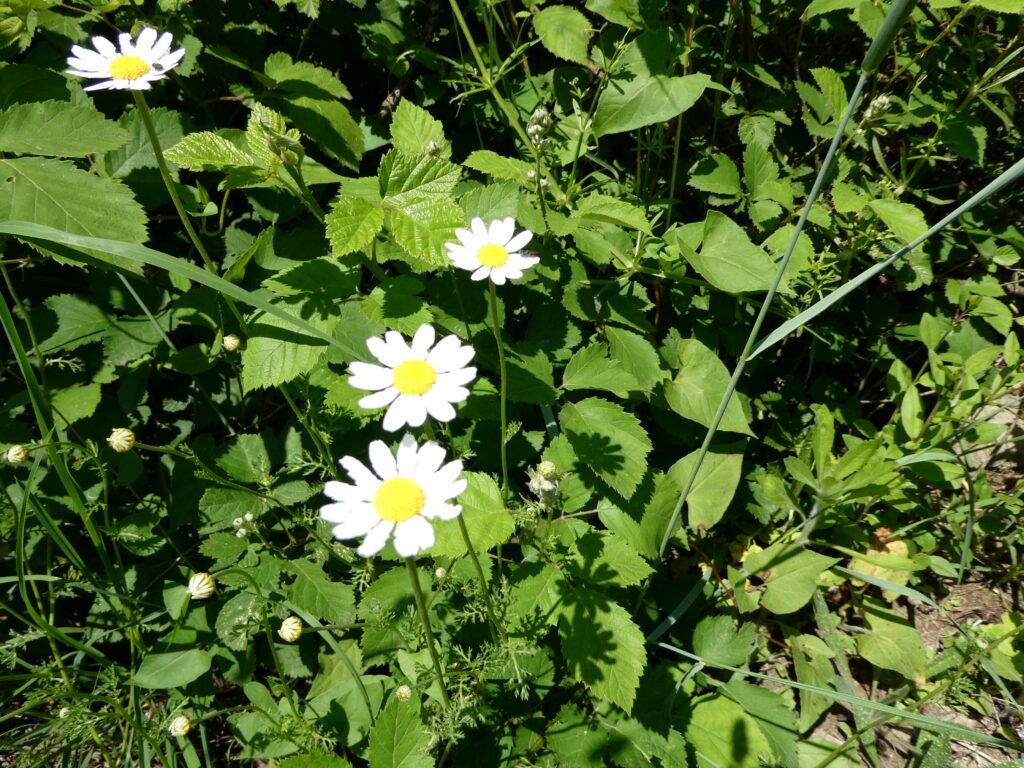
[867,199,928,244]
[671,211,777,294]
[241,306,337,391]
[462,150,533,184]
[574,193,651,233]
[0,157,147,272]
[559,587,646,710]
[940,114,986,164]
[385,193,464,268]
[594,71,710,137]
[326,196,385,257]
[198,488,267,534]
[135,649,212,689]
[668,447,744,530]
[664,339,753,436]
[367,694,432,768]
[165,131,255,170]
[562,343,640,397]
[0,100,128,156]
[507,347,557,404]
[390,100,449,158]
[745,541,839,614]
[597,470,679,560]
[605,325,664,392]
[285,559,356,625]
[560,397,652,498]
[533,5,592,65]
[431,472,514,557]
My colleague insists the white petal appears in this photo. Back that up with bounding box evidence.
[436,367,475,388]
[150,31,174,60]
[490,217,515,246]
[422,502,462,521]
[357,521,394,557]
[359,387,400,410]
[135,27,157,56]
[396,433,418,476]
[340,456,381,490]
[392,516,434,557]
[490,270,507,285]
[470,266,491,281]
[156,47,186,70]
[117,32,134,54]
[422,394,456,422]
[322,503,379,538]
[470,217,489,241]
[364,335,400,368]
[348,362,395,391]
[506,253,540,270]
[92,36,117,58]
[127,80,152,90]
[385,396,426,431]
[505,229,533,253]
[368,440,397,480]
[412,440,447,479]
[427,335,473,371]
[83,80,118,91]
[323,479,360,503]
[67,69,111,79]
[448,249,480,272]
[431,461,466,497]
[409,324,435,357]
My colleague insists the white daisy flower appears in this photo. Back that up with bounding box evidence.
[66,27,186,92]
[321,434,466,559]
[445,217,538,285]
[349,324,476,432]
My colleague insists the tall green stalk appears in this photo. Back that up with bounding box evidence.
[487,282,510,500]
[406,558,451,706]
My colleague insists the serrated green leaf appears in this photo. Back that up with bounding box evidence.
[431,473,514,557]
[857,598,928,684]
[575,193,650,233]
[561,525,653,587]
[361,276,433,335]
[103,106,184,178]
[326,196,385,256]
[165,131,255,170]
[380,150,461,200]
[216,591,263,652]
[286,559,356,625]
[693,616,756,667]
[241,297,340,391]
[605,325,664,392]
[386,193,464,267]
[585,0,643,27]
[39,294,106,353]
[559,587,645,711]
[368,695,432,768]
[688,153,742,196]
[135,649,211,689]
[533,6,592,65]
[198,488,267,534]
[664,338,753,436]
[507,562,563,634]
[867,198,928,244]
[810,66,847,122]
[462,150,532,184]
[562,343,639,397]
[390,100,448,158]
[0,100,128,156]
[560,397,652,498]
[673,211,777,294]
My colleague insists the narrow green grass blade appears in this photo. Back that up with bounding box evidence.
[0,221,348,354]
[749,156,1024,360]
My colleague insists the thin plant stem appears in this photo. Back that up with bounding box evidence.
[487,281,509,500]
[406,558,451,707]
[456,515,504,643]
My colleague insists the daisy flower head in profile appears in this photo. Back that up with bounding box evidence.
[349,324,476,432]
[321,434,466,559]
[445,217,538,285]
[66,27,185,92]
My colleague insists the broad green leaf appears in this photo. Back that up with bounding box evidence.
[431,473,514,557]
[241,306,337,391]
[51,381,101,426]
[507,562,563,634]
[326,195,385,256]
[594,72,710,136]
[597,470,679,560]
[672,211,777,294]
[165,131,254,170]
[462,150,532,184]
[215,591,263,652]
[562,343,639,397]
[0,158,148,270]
[559,587,645,710]
[560,397,652,498]
[39,294,107,353]
[940,114,986,164]
[198,488,266,534]
[0,100,128,156]
[688,153,742,196]
[135,649,211,689]
[367,695,431,768]
[668,447,744,530]
[605,325,664,391]
[663,338,753,436]
[389,100,448,158]
[506,347,557,404]
[810,67,848,121]
[379,150,461,199]
[103,106,184,178]
[548,704,609,764]
[685,693,775,768]
[533,6,592,65]
[867,199,928,244]
[385,193,464,267]
[585,0,643,27]
[745,542,839,614]
[789,633,836,733]
[557,523,653,587]
[215,434,272,484]
[285,559,356,625]
[692,616,756,667]
[575,193,651,233]
[361,276,433,335]
[0,63,68,107]
[857,598,928,684]
[264,52,349,99]
[722,681,799,768]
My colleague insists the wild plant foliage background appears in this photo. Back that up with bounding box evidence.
[1,0,1023,766]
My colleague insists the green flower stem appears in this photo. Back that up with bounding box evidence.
[456,514,505,643]
[406,558,451,707]
[487,281,510,500]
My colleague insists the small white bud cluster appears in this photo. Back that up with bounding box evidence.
[526,461,560,506]
[221,334,241,353]
[526,106,552,148]
[232,511,256,538]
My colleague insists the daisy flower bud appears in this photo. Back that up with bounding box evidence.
[445,218,538,286]
[106,428,135,453]
[434,567,447,580]
[168,715,191,737]
[222,334,241,353]
[66,27,186,92]
[186,572,215,600]
[6,445,28,464]
[277,616,303,643]
[396,684,413,702]
[321,434,466,558]
[348,324,476,432]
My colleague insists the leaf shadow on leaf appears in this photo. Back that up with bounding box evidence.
[564,428,635,507]
[271,79,341,102]
[245,320,329,347]
[556,585,618,690]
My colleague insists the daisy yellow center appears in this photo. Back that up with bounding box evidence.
[373,478,426,523]
[109,55,150,80]
[476,243,509,267]
[393,359,436,395]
